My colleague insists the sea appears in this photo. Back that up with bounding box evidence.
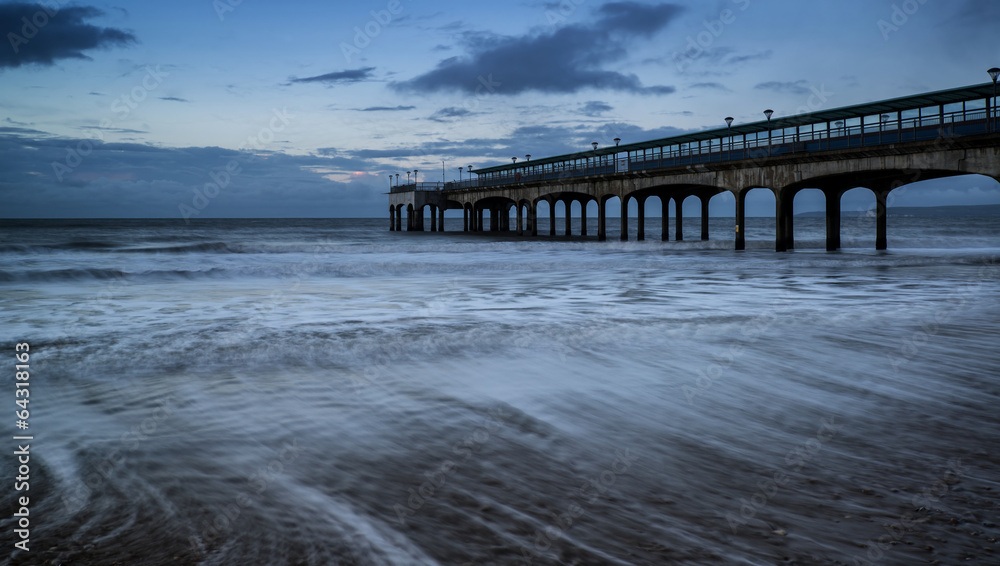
[1,216,998,565]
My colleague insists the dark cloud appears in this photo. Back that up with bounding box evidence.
[392,2,681,95]
[755,80,811,96]
[289,67,375,84]
[0,3,136,69]
[580,101,613,117]
[689,82,730,92]
[159,96,189,102]
[0,133,390,218]
[358,105,416,112]
[429,107,473,122]
[726,50,772,64]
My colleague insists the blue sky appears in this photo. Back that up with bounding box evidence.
[1,0,999,218]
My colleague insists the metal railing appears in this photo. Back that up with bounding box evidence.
[469,107,996,189]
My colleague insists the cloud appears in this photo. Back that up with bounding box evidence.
[0,3,137,69]
[755,80,811,96]
[429,107,473,122]
[726,50,772,64]
[289,67,375,84]
[580,101,613,117]
[689,82,730,92]
[358,105,416,112]
[392,2,682,95]
[0,133,391,218]
[159,96,189,102]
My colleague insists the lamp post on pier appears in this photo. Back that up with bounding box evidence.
[725,116,733,156]
[988,67,1000,133]
[763,109,774,156]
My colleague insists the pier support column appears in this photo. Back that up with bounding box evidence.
[661,197,669,241]
[876,191,888,250]
[565,200,572,236]
[825,190,841,251]
[549,200,556,236]
[463,207,469,232]
[390,207,395,231]
[620,196,629,241]
[700,195,710,241]
[430,206,437,232]
[774,191,787,252]
[395,206,402,232]
[439,206,445,232]
[407,206,413,231]
[478,207,484,232]
[580,200,588,236]
[735,191,745,250]
[530,202,538,236]
[598,198,606,241]
[675,197,684,241]
[784,192,795,250]
[516,204,524,236]
[637,197,645,241]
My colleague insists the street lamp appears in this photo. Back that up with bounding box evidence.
[395,173,399,186]
[725,116,734,155]
[413,169,418,184]
[406,171,411,184]
[763,109,774,156]
[988,67,1000,133]
[389,174,393,189]
[614,137,620,146]
[458,166,463,183]
[511,157,517,163]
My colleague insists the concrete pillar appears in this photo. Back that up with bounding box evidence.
[549,201,556,236]
[620,196,629,241]
[463,207,469,232]
[430,206,437,232]
[825,190,841,251]
[438,206,445,232]
[675,197,684,241]
[876,191,888,250]
[516,204,524,236]
[395,207,402,232]
[661,197,669,241]
[530,202,538,236]
[700,195,710,241]
[564,200,572,236]
[774,191,787,252]
[785,195,794,250]
[637,197,645,241]
[580,200,588,236]
[598,198,606,241]
[478,207,484,232]
[735,191,745,251]
[390,207,395,231]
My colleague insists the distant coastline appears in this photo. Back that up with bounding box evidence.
[795,204,1000,218]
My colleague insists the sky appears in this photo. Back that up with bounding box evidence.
[1,0,999,218]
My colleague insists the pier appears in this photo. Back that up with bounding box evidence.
[389,82,1000,251]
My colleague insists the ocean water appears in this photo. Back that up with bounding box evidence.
[1,217,998,565]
